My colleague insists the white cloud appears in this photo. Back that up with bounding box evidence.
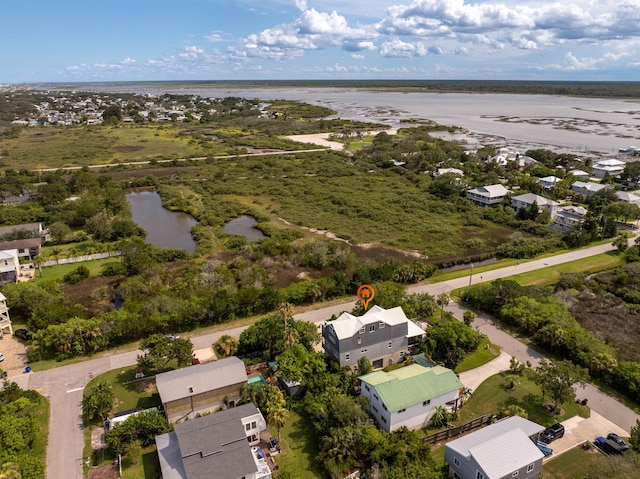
[351,53,365,59]
[293,0,307,11]
[379,38,427,57]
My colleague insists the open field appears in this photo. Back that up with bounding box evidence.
[542,446,604,479]
[275,410,329,479]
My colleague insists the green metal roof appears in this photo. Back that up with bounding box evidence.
[360,364,463,413]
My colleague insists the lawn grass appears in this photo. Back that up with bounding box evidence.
[84,366,162,415]
[456,371,589,427]
[542,446,605,479]
[455,339,501,373]
[275,410,329,479]
[33,391,50,462]
[507,252,623,286]
[33,257,115,283]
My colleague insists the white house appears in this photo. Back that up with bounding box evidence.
[568,169,590,181]
[592,159,625,179]
[359,363,463,432]
[0,249,21,286]
[466,184,510,207]
[510,193,559,217]
[0,292,13,336]
[436,168,464,177]
[538,176,561,189]
[551,205,588,233]
[445,416,545,479]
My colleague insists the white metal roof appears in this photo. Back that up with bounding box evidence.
[446,416,545,458]
[327,306,425,340]
[469,428,544,478]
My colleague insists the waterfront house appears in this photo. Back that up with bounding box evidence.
[570,181,613,199]
[510,193,559,217]
[550,206,588,233]
[592,159,625,179]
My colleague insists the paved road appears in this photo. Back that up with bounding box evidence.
[9,238,639,478]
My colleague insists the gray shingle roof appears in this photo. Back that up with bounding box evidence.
[156,357,248,404]
[156,403,262,479]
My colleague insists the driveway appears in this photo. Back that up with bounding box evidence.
[543,410,628,462]
[0,333,28,375]
[458,351,511,392]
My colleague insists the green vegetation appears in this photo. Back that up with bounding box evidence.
[0,381,49,479]
[455,339,500,373]
[456,371,589,426]
[84,367,161,414]
[542,447,605,479]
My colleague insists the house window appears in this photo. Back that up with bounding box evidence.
[398,408,406,413]
[399,351,405,358]
[361,348,367,354]
[251,421,256,429]
[345,354,350,361]
[454,473,461,479]
[372,406,378,413]
[373,394,379,401]
[476,471,484,479]
[527,464,534,473]
[512,472,519,477]
[388,342,392,349]
[365,384,370,391]
[454,457,460,467]
[381,417,387,423]
[245,423,251,431]
[369,325,375,333]
[357,337,362,344]
[360,327,365,334]
[382,403,387,411]
[379,322,385,329]
[423,400,431,406]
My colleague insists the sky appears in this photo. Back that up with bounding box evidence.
[1,0,640,83]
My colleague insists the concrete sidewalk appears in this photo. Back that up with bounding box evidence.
[458,351,512,392]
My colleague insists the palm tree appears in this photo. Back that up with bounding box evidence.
[269,406,289,441]
[436,293,450,319]
[33,254,44,277]
[213,335,239,358]
[430,406,449,428]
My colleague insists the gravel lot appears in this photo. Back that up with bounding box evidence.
[0,332,29,376]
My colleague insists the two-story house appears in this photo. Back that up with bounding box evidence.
[510,193,559,218]
[466,184,510,207]
[445,416,545,479]
[538,176,561,189]
[156,356,248,422]
[592,159,625,179]
[155,403,271,479]
[550,205,587,233]
[0,249,21,285]
[359,363,463,432]
[322,306,426,369]
[570,181,612,199]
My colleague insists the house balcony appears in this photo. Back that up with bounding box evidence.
[252,447,273,479]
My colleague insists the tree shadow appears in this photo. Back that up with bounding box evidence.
[142,449,162,479]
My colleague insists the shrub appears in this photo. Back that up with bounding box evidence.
[101,262,126,276]
[62,265,90,284]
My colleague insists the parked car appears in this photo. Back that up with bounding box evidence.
[607,433,630,452]
[540,423,565,443]
[0,352,5,362]
[595,436,627,455]
[14,329,32,341]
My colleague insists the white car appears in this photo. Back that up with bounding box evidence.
[0,352,5,362]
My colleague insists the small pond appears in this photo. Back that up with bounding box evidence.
[125,189,198,253]
[223,215,266,242]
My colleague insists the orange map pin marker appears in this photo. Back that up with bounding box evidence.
[357,284,375,310]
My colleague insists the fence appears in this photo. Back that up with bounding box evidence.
[422,414,493,445]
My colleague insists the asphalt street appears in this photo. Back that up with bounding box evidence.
[9,238,640,478]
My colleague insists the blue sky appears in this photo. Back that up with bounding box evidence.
[1,0,639,83]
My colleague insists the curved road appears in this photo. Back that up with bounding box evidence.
[9,238,640,479]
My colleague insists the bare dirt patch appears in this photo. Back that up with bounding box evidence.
[0,334,28,375]
[88,465,118,479]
